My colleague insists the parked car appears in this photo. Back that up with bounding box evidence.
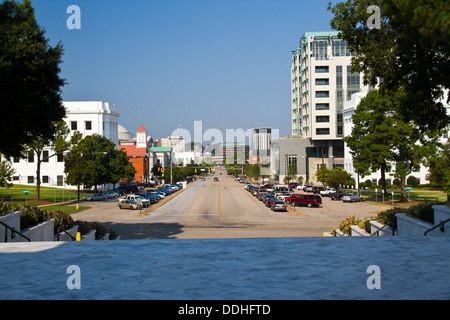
[289,182,298,189]
[103,191,119,198]
[85,193,105,201]
[312,186,325,194]
[214,177,219,182]
[329,190,346,200]
[304,185,314,192]
[118,199,141,210]
[277,193,293,201]
[121,194,150,207]
[257,192,269,201]
[320,188,336,197]
[285,194,322,208]
[342,193,363,202]
[297,185,305,190]
[265,196,277,207]
[271,200,287,212]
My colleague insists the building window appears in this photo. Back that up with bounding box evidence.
[13,176,19,181]
[28,151,34,163]
[43,150,49,163]
[316,103,330,111]
[85,121,92,130]
[315,66,329,73]
[347,66,360,89]
[316,128,330,135]
[316,116,330,123]
[332,40,354,57]
[57,176,64,187]
[42,176,49,184]
[347,89,360,101]
[315,91,329,98]
[13,157,20,163]
[313,41,328,60]
[336,66,343,89]
[71,121,77,130]
[315,78,329,86]
[28,176,34,184]
[57,153,64,162]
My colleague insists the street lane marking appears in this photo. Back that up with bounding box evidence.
[218,180,221,216]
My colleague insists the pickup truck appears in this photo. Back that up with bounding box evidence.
[119,194,150,207]
[320,188,336,196]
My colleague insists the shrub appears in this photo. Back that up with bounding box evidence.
[338,216,362,235]
[393,178,401,186]
[407,176,419,187]
[364,179,373,187]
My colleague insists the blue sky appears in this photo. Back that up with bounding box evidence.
[31,0,336,141]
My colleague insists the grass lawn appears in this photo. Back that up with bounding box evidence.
[0,184,91,206]
[360,188,447,208]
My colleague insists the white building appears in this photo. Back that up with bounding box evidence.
[291,31,372,139]
[343,92,450,186]
[250,128,272,165]
[10,101,120,188]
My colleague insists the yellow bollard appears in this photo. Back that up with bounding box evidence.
[76,232,81,241]
[76,203,79,211]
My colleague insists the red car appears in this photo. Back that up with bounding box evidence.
[265,196,277,207]
[285,194,322,208]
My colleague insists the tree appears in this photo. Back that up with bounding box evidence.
[25,121,70,201]
[0,155,15,188]
[65,134,135,195]
[344,89,441,201]
[315,167,330,186]
[326,167,353,189]
[328,0,449,133]
[427,139,450,205]
[0,0,66,157]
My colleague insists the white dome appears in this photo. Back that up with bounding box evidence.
[118,125,133,140]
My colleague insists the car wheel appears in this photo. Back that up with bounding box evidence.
[307,202,312,208]
[119,205,122,209]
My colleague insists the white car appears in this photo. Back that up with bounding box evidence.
[121,195,150,207]
[320,188,336,196]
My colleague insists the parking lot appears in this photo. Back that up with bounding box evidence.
[70,175,385,239]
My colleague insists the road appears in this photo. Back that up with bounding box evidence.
[71,167,384,239]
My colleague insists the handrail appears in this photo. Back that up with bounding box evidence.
[0,221,31,242]
[370,221,394,236]
[56,227,76,241]
[424,218,450,236]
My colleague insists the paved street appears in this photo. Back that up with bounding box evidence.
[71,168,384,239]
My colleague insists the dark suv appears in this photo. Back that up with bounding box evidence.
[285,194,322,208]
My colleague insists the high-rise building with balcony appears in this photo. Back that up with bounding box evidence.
[291,31,371,139]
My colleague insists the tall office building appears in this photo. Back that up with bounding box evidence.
[291,31,371,139]
[250,128,272,164]
[275,31,372,183]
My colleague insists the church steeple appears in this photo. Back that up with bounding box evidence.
[136,122,147,148]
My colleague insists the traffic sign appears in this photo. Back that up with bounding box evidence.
[405,187,413,191]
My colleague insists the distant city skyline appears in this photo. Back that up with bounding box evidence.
[32,0,337,141]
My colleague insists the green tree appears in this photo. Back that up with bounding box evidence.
[65,134,135,195]
[344,89,440,202]
[328,0,449,133]
[326,167,353,189]
[315,167,331,186]
[0,0,66,157]
[427,139,450,205]
[0,155,15,188]
[25,121,70,201]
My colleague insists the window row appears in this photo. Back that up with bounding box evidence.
[12,151,64,163]
[13,175,65,186]
[71,121,92,131]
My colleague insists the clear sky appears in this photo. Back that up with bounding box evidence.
[31,0,336,142]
